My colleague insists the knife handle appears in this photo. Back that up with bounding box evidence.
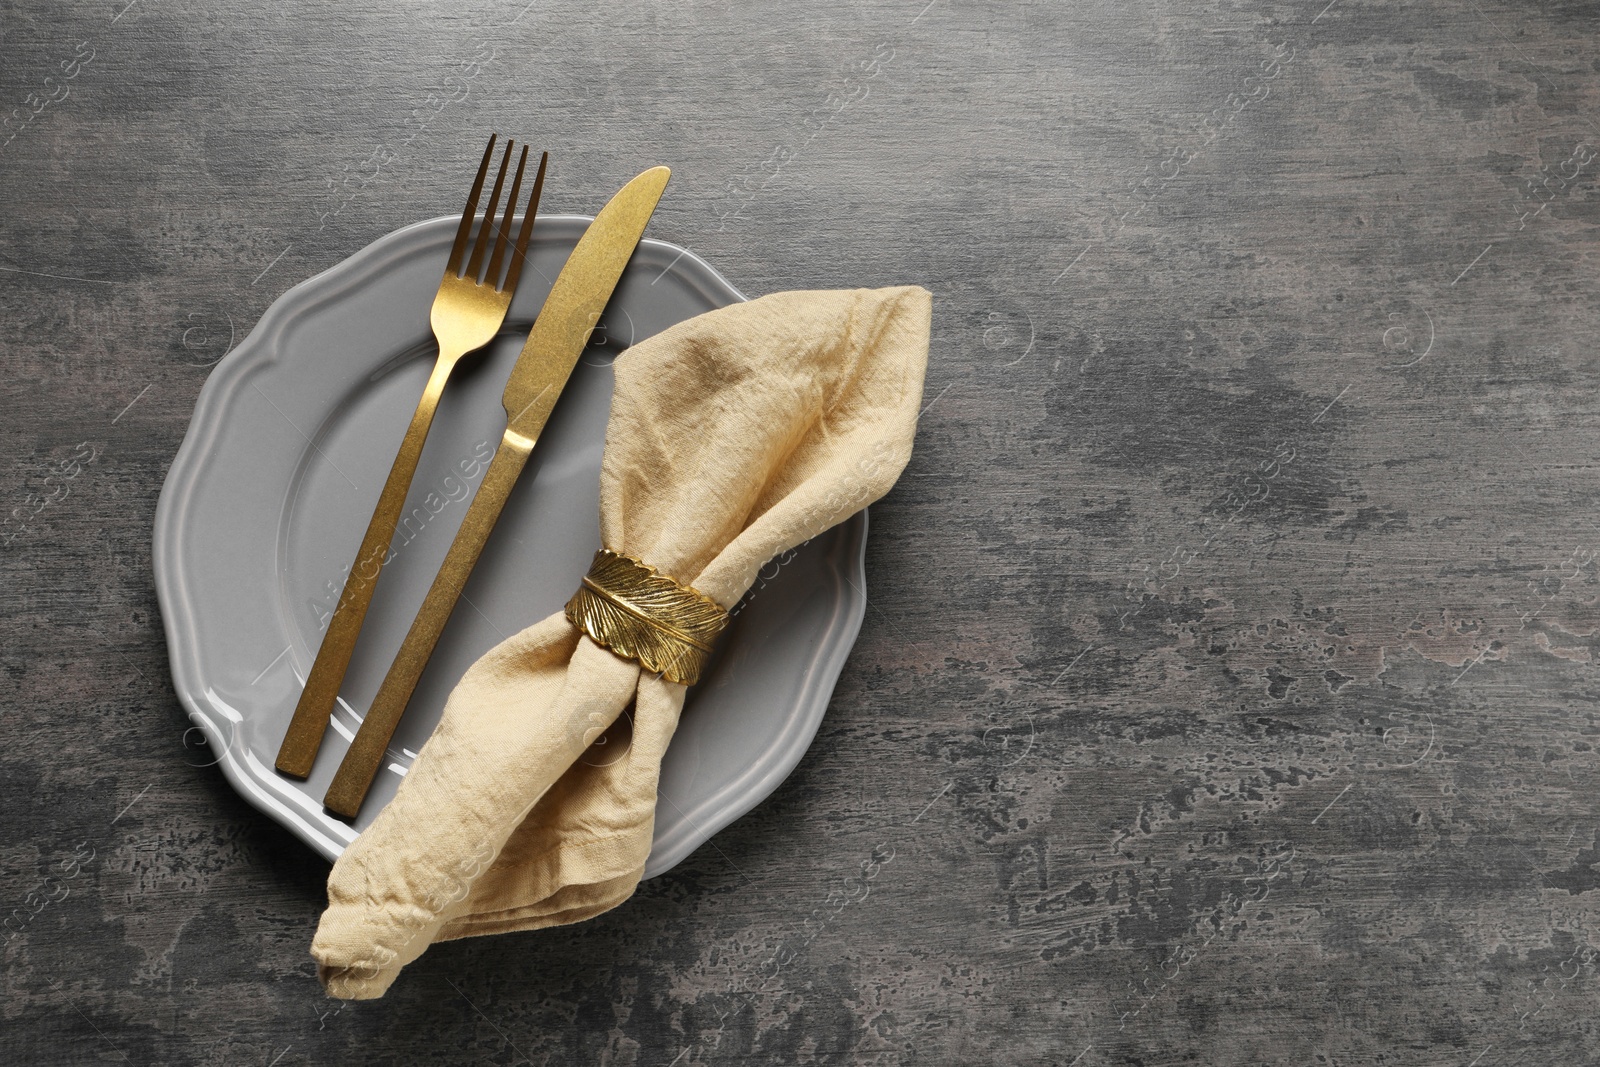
[275,356,458,779]
[322,427,535,817]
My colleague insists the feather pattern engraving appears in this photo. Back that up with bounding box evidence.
[564,549,729,685]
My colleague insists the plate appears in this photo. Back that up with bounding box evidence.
[152,215,869,877]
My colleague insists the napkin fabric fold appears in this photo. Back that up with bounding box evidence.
[312,285,932,998]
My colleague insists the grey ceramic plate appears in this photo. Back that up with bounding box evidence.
[153,215,868,877]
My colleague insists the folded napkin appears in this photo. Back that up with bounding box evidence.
[312,285,932,998]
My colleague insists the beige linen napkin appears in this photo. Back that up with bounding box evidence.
[312,285,931,998]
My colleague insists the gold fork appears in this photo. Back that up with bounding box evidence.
[275,135,549,778]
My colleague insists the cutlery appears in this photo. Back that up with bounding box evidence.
[275,135,548,779]
[322,164,671,817]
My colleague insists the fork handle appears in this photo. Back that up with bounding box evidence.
[322,428,535,816]
[274,355,459,778]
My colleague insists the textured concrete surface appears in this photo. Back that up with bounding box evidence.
[5,0,1600,1063]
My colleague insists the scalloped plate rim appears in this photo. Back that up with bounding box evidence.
[151,214,869,877]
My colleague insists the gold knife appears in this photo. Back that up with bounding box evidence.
[323,165,671,817]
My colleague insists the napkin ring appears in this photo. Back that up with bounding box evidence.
[565,549,729,685]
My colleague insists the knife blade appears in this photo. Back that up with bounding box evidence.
[322,165,671,817]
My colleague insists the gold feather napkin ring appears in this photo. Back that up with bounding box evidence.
[564,549,730,685]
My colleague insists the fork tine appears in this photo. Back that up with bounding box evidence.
[465,139,513,284]
[501,151,549,296]
[446,135,497,277]
[485,145,528,291]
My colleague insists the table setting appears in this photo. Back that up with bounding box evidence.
[7,0,1600,1062]
[150,132,932,997]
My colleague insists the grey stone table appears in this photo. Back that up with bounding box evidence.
[5,0,1600,1063]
